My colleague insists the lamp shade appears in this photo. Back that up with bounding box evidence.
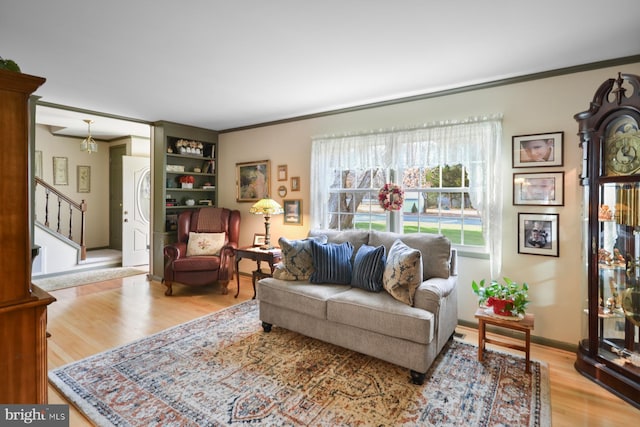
[249,198,284,215]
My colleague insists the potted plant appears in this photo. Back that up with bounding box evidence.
[472,277,530,317]
[179,175,195,189]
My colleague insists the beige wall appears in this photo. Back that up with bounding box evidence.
[219,62,640,347]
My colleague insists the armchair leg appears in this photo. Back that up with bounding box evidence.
[219,280,229,295]
[164,280,173,296]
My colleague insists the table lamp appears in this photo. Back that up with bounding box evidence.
[249,198,284,249]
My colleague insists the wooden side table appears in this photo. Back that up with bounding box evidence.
[235,246,282,298]
[475,308,535,373]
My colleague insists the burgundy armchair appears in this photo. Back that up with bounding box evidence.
[163,207,241,296]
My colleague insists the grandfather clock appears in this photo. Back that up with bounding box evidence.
[575,72,640,408]
[0,68,55,403]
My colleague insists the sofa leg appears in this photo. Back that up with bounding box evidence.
[410,370,426,385]
[262,322,272,332]
[164,280,173,296]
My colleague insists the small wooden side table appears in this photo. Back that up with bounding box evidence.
[235,246,282,299]
[475,308,535,373]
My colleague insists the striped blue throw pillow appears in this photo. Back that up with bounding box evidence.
[309,240,354,284]
[351,244,386,292]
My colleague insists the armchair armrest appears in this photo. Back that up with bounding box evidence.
[164,242,187,261]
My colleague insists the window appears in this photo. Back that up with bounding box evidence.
[311,115,503,277]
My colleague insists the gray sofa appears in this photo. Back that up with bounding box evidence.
[256,229,458,384]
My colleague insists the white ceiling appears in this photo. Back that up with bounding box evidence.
[2,1,640,137]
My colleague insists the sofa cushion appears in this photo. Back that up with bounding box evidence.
[383,239,423,305]
[257,277,351,320]
[351,244,386,292]
[273,235,327,280]
[308,229,369,262]
[186,232,226,256]
[369,230,451,280]
[327,288,434,345]
[309,240,353,284]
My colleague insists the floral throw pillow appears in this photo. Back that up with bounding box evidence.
[273,235,327,281]
[186,232,226,257]
[383,239,423,305]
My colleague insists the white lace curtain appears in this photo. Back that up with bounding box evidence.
[311,114,503,278]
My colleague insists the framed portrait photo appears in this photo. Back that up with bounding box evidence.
[253,233,266,247]
[283,199,302,225]
[518,213,559,257]
[512,131,563,168]
[236,160,270,202]
[513,172,564,206]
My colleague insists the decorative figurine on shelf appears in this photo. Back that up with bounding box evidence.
[598,248,612,265]
[613,248,625,265]
[598,204,613,220]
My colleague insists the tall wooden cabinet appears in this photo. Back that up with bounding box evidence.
[151,121,218,279]
[0,69,55,403]
[575,72,640,408]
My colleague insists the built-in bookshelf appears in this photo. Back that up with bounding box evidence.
[152,121,218,279]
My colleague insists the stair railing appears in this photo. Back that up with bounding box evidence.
[34,177,88,260]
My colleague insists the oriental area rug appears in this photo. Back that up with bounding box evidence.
[49,300,550,426]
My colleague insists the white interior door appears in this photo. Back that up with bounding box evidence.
[122,156,151,266]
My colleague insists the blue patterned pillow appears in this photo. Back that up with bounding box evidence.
[351,244,386,292]
[309,240,354,284]
[383,239,423,305]
[273,235,327,281]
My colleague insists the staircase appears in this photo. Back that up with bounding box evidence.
[32,177,92,277]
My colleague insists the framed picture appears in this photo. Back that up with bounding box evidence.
[77,165,91,193]
[513,172,564,206]
[518,213,559,257]
[253,233,266,247]
[283,199,302,225]
[34,150,43,179]
[512,131,563,167]
[291,176,300,192]
[277,164,288,181]
[53,156,68,185]
[236,160,270,202]
[277,185,287,198]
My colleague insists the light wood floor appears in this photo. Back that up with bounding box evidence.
[46,274,639,426]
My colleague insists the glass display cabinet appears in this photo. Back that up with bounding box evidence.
[575,72,640,408]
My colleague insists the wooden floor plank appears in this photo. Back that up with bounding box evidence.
[46,274,640,425]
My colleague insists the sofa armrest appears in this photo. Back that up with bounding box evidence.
[413,276,457,313]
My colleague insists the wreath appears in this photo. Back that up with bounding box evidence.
[378,183,404,211]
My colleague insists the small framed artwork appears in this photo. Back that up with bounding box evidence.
[283,199,302,225]
[518,213,559,257]
[277,164,288,181]
[53,156,68,185]
[512,131,563,168]
[77,165,91,193]
[236,159,270,202]
[34,150,43,179]
[513,172,564,206]
[291,176,300,191]
[253,233,266,247]
[277,185,287,198]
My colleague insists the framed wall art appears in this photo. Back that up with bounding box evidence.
[53,156,68,185]
[291,176,300,191]
[236,159,270,202]
[518,213,559,257]
[512,131,563,168]
[277,164,288,181]
[34,150,43,179]
[283,199,302,225]
[77,165,91,193]
[513,171,564,206]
